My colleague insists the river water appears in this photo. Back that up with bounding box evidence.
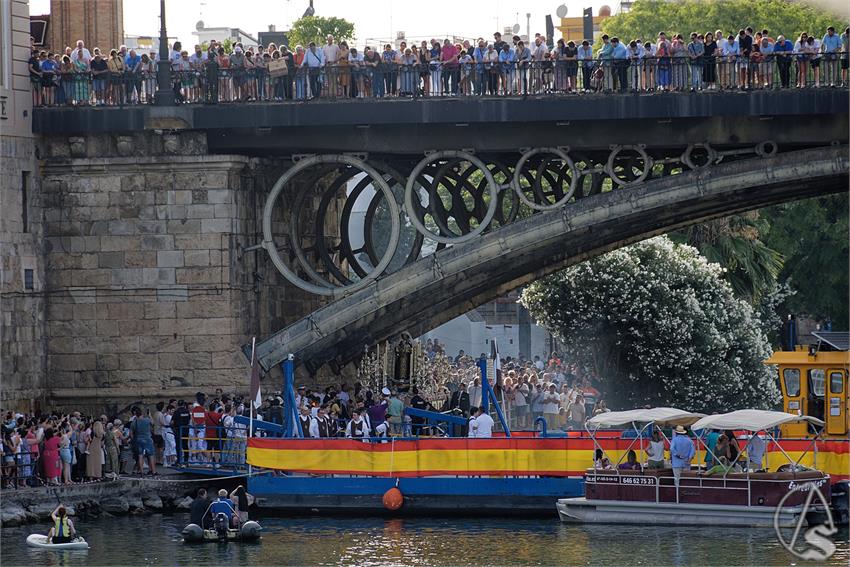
[2,512,848,566]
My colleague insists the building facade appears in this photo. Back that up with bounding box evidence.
[48,0,123,52]
[1,0,47,412]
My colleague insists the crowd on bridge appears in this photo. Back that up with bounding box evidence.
[1,347,611,488]
[29,24,850,107]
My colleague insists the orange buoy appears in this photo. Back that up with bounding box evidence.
[382,487,404,511]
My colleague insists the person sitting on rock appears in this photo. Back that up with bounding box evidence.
[47,505,76,544]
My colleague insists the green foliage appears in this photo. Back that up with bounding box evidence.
[601,0,843,42]
[520,237,781,412]
[760,194,849,329]
[288,16,355,49]
[199,38,234,54]
[671,214,783,301]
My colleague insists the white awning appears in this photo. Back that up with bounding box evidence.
[586,407,705,429]
[691,409,825,432]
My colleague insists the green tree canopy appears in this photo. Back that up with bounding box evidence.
[520,237,781,412]
[671,213,783,302]
[601,0,842,42]
[760,194,849,329]
[288,16,355,48]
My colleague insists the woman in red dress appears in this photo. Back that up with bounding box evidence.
[42,428,61,485]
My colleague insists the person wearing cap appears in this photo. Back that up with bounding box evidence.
[670,424,695,487]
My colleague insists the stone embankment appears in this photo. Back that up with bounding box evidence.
[1,476,224,527]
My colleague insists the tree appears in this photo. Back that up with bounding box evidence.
[601,0,840,42]
[288,16,355,49]
[519,237,781,412]
[760,194,849,329]
[670,213,783,302]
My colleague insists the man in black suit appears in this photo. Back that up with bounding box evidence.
[449,382,471,436]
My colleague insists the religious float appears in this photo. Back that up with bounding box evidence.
[236,332,848,517]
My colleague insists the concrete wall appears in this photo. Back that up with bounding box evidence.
[0,0,47,412]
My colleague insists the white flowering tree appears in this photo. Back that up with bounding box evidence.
[520,236,781,412]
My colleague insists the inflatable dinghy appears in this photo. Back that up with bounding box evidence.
[182,520,262,543]
[26,534,89,550]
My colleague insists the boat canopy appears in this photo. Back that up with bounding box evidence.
[586,407,705,429]
[691,409,825,432]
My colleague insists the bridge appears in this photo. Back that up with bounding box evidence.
[30,87,849,399]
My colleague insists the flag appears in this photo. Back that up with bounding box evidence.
[249,337,261,409]
[490,338,502,387]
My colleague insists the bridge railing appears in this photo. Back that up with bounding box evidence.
[30,53,846,107]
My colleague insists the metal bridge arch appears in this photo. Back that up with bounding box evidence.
[253,145,849,373]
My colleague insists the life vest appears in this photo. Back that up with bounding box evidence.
[54,516,71,538]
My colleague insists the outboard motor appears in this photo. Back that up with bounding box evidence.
[213,512,229,540]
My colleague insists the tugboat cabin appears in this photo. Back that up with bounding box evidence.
[766,331,850,439]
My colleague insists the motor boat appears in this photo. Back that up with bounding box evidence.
[556,408,831,528]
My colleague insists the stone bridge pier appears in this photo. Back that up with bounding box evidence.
[37,132,336,413]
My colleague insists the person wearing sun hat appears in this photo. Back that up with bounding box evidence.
[670,424,695,487]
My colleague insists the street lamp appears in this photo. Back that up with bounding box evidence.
[154,0,175,106]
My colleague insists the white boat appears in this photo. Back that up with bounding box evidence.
[26,533,89,550]
[556,408,831,528]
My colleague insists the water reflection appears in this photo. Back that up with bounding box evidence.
[1,513,847,566]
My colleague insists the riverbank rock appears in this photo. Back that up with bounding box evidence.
[100,497,130,514]
[142,495,163,510]
[175,496,193,510]
[1,503,28,526]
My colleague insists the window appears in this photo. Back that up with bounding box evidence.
[808,369,826,397]
[24,269,33,291]
[21,171,29,233]
[830,372,844,395]
[783,368,800,397]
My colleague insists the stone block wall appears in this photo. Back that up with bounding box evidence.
[1,0,47,412]
[0,136,46,412]
[31,132,346,413]
[39,133,261,413]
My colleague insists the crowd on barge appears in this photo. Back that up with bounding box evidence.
[28,24,850,106]
[0,347,610,486]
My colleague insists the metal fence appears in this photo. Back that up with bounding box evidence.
[31,53,848,107]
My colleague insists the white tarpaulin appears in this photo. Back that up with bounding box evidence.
[691,409,824,432]
[586,407,705,429]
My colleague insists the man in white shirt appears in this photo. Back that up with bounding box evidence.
[469,407,494,438]
[542,384,561,430]
[468,378,483,409]
[322,35,340,66]
[534,356,545,371]
[70,40,92,63]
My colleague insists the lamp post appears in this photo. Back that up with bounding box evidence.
[154,0,175,106]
